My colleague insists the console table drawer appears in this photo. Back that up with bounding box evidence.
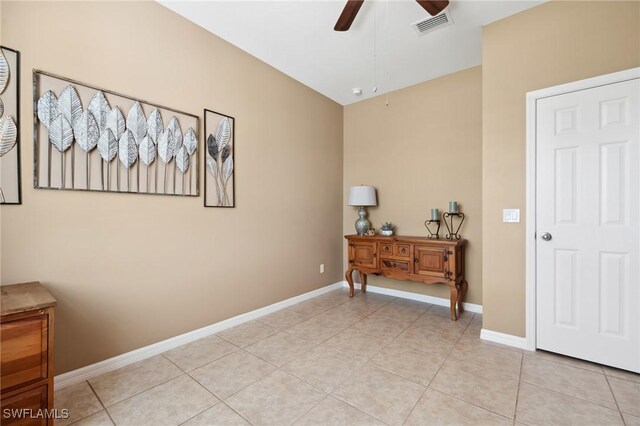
[395,244,410,257]
[380,243,393,255]
[381,259,410,272]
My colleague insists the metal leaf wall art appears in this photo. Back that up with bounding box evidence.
[98,128,117,190]
[34,70,198,196]
[204,109,235,207]
[118,130,138,191]
[0,50,8,95]
[0,116,17,156]
[0,46,20,203]
[88,91,110,133]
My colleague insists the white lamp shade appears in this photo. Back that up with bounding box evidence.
[348,186,377,206]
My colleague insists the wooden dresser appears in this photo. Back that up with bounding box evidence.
[1,282,56,426]
[345,235,467,320]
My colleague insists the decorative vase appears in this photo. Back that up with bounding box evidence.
[355,207,370,235]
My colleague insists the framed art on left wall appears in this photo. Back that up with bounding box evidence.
[204,109,235,207]
[0,46,21,205]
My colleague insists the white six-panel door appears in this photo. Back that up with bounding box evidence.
[536,78,640,372]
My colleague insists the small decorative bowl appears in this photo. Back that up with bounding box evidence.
[380,230,393,236]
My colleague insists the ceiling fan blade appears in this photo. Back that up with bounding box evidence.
[334,0,365,32]
[416,0,449,16]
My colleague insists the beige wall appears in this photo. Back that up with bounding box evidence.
[0,1,344,374]
[482,1,640,336]
[343,67,482,304]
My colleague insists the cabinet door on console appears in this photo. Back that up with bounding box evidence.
[413,245,449,278]
[349,242,377,269]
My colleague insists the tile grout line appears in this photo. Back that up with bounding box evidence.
[524,351,609,375]
[401,312,476,424]
[524,381,623,414]
[512,348,525,425]
[163,352,257,426]
[85,380,117,426]
[216,293,366,425]
[519,373,622,411]
[410,313,526,421]
[602,370,627,425]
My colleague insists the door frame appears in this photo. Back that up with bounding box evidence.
[524,67,640,351]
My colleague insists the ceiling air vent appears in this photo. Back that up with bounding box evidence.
[412,10,453,36]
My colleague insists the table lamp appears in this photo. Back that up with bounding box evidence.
[348,185,377,235]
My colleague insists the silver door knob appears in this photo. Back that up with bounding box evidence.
[540,232,552,241]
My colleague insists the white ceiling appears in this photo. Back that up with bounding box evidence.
[159,0,544,105]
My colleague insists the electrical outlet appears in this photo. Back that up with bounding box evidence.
[320,264,325,274]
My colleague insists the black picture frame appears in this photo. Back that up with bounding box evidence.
[0,45,22,205]
[204,108,235,208]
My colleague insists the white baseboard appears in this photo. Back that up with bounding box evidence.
[480,328,530,350]
[54,281,344,390]
[344,281,483,314]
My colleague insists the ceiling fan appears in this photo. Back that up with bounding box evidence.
[334,0,450,31]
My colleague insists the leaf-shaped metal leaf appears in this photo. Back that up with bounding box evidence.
[158,129,175,164]
[215,117,231,151]
[58,85,82,127]
[138,135,156,166]
[167,116,182,152]
[50,114,73,153]
[106,107,125,140]
[147,108,163,143]
[221,145,231,164]
[223,155,233,181]
[88,91,110,133]
[74,110,99,152]
[183,127,197,155]
[118,130,138,168]
[176,146,189,174]
[98,128,117,162]
[207,157,217,178]
[0,116,17,156]
[127,101,147,144]
[0,50,8,95]
[0,98,4,118]
[37,91,59,129]
[207,134,218,160]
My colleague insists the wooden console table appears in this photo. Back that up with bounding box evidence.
[345,235,467,320]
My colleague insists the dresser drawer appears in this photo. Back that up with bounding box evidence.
[1,313,49,392]
[0,384,49,426]
[381,259,410,272]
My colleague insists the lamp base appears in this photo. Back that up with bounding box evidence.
[355,206,370,235]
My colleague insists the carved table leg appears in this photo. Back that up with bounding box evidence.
[359,271,367,293]
[345,268,355,297]
[450,285,459,321]
[457,280,468,314]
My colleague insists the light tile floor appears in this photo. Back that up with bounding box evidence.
[56,289,640,426]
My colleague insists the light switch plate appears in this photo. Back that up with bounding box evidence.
[503,209,520,223]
